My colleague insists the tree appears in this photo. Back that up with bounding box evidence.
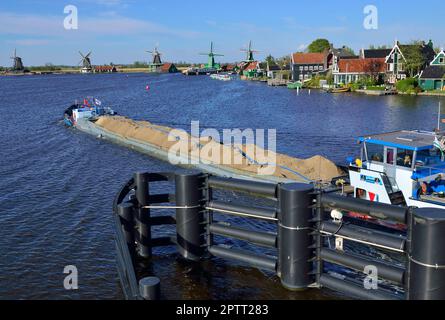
[342,46,356,56]
[265,54,275,66]
[276,55,291,68]
[308,39,330,53]
[402,46,425,77]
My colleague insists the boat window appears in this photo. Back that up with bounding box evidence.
[397,149,414,168]
[416,149,441,166]
[366,143,384,163]
[386,148,395,165]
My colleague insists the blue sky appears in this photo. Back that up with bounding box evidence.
[1,0,444,66]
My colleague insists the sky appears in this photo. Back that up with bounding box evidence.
[1,0,445,66]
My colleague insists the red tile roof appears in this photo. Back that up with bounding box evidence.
[243,61,260,71]
[338,58,386,73]
[161,63,173,72]
[292,52,326,64]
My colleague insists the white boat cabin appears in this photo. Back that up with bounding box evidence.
[349,130,445,209]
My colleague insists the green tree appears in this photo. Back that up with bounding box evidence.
[308,39,330,53]
[276,55,291,68]
[403,46,425,77]
[265,54,275,66]
[342,46,356,56]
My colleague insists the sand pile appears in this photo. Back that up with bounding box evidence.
[95,116,343,182]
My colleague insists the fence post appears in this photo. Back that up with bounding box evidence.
[117,202,136,258]
[175,172,206,261]
[135,172,152,258]
[408,208,445,300]
[278,183,315,290]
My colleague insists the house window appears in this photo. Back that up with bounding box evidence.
[309,66,313,71]
[439,57,445,64]
[299,66,303,71]
[299,74,303,80]
[398,63,404,72]
[304,66,308,71]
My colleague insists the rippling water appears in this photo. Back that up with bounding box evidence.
[0,73,443,299]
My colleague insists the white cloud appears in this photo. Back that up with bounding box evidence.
[8,39,51,46]
[0,12,200,38]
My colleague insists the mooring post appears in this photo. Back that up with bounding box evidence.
[278,183,315,290]
[139,277,161,300]
[117,202,136,258]
[407,208,445,300]
[175,172,206,261]
[135,172,152,258]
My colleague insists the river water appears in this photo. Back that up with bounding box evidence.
[0,73,443,299]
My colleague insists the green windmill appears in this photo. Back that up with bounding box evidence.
[241,41,259,62]
[199,42,224,69]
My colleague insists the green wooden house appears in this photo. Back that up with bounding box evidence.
[419,50,445,91]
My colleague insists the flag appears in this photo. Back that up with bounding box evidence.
[434,136,445,154]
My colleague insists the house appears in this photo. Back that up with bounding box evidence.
[160,63,179,73]
[385,40,436,84]
[239,61,264,78]
[419,50,445,91]
[328,46,358,71]
[291,52,328,81]
[221,64,236,72]
[267,63,282,79]
[333,58,386,85]
[94,65,117,73]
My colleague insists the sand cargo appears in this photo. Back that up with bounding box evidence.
[71,114,343,184]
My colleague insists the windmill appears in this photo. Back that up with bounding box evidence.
[241,41,259,62]
[147,47,163,66]
[10,49,25,71]
[199,42,224,69]
[79,51,93,73]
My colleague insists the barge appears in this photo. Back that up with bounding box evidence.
[64,101,343,185]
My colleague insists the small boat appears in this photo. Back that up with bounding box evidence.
[64,97,116,127]
[328,86,351,93]
[210,74,232,81]
[287,81,303,89]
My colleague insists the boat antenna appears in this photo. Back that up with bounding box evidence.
[437,101,442,133]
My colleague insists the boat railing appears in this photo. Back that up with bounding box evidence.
[413,165,445,180]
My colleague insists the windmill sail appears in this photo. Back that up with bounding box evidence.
[241,41,259,62]
[199,42,224,69]
[147,47,163,65]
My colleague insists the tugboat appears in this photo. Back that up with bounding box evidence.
[64,97,116,127]
[347,130,445,209]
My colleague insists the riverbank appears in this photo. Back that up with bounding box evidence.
[1,67,189,76]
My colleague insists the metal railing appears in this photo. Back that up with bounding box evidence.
[113,171,445,300]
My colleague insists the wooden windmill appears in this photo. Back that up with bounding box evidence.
[79,51,93,73]
[199,42,224,69]
[11,49,25,71]
[241,41,259,62]
[147,47,163,72]
[147,47,163,65]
